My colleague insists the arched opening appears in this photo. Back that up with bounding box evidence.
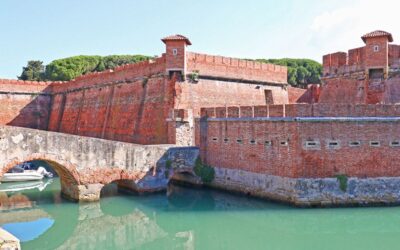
[169,170,201,187]
[1,156,81,202]
[100,179,141,198]
[0,158,80,249]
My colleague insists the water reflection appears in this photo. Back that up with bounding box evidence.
[1,178,400,250]
[0,179,53,193]
[3,218,54,242]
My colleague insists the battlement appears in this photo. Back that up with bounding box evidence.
[323,31,400,79]
[0,79,62,86]
[200,103,400,118]
[0,78,62,94]
[187,52,287,84]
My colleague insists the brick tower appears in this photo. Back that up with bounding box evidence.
[162,34,192,81]
[361,30,393,79]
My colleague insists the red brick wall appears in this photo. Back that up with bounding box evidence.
[323,40,400,76]
[165,40,186,71]
[319,78,366,104]
[47,56,175,145]
[197,118,400,178]
[0,79,56,130]
[320,75,400,105]
[200,104,400,119]
[288,86,320,104]
[288,87,306,103]
[187,52,287,84]
[364,36,388,70]
[174,79,288,116]
[48,75,174,144]
[348,47,365,66]
[389,44,400,67]
[102,77,174,144]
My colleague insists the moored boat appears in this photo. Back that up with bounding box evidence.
[1,163,53,183]
[1,171,45,182]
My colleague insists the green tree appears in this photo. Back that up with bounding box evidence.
[95,55,152,71]
[44,56,102,81]
[256,58,322,88]
[38,55,152,81]
[18,60,45,81]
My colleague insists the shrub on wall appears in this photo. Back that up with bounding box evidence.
[335,174,348,192]
[194,157,215,183]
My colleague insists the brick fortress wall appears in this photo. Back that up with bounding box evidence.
[320,31,400,104]
[0,79,59,130]
[197,104,400,179]
[48,56,174,144]
[174,52,289,116]
[0,35,292,145]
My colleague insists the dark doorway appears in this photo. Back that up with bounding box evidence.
[369,68,384,80]
[264,90,274,104]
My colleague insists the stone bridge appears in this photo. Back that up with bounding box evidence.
[0,126,199,201]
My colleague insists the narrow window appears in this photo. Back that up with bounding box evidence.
[326,140,340,149]
[280,141,288,146]
[223,138,229,143]
[306,141,317,147]
[236,139,243,144]
[373,45,379,52]
[304,140,320,150]
[370,141,381,147]
[249,139,256,145]
[349,141,361,147]
[212,137,218,142]
[390,141,400,147]
[264,140,272,147]
[172,48,178,56]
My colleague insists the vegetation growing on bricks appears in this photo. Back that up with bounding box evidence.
[194,157,215,183]
[335,174,348,192]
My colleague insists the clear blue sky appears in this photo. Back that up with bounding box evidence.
[0,0,397,79]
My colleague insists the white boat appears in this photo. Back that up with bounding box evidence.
[1,171,44,182]
[1,166,53,183]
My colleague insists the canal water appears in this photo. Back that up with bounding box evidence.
[0,178,399,250]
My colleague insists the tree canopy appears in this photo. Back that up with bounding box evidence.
[18,60,45,81]
[18,55,152,81]
[256,58,322,88]
[18,55,322,87]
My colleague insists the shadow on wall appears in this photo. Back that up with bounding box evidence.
[4,85,53,130]
[3,77,174,145]
[288,85,320,104]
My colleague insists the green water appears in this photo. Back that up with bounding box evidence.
[1,178,400,250]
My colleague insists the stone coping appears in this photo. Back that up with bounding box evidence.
[207,117,400,122]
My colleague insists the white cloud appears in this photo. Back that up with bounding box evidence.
[309,0,400,57]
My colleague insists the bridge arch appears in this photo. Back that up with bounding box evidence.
[0,125,199,202]
[0,153,82,201]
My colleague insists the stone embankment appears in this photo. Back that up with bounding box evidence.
[0,228,20,250]
[204,167,400,207]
